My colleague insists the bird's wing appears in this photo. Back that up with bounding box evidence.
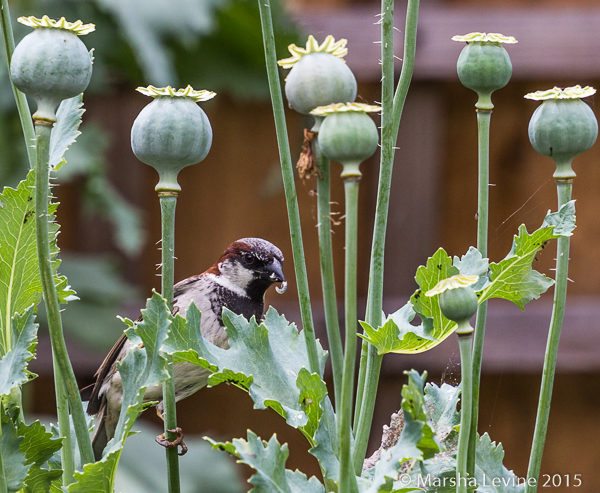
[84,331,130,415]
[84,272,213,416]
[173,273,206,298]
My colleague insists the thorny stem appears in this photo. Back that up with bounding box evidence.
[457,332,474,493]
[54,364,74,485]
[467,108,492,475]
[339,178,360,493]
[314,140,343,411]
[0,0,36,168]
[159,194,181,493]
[34,122,94,466]
[257,0,321,375]
[354,0,420,471]
[526,181,572,493]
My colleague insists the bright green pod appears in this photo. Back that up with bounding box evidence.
[10,16,94,121]
[526,86,598,180]
[453,33,517,110]
[439,287,478,327]
[312,103,380,179]
[278,35,357,116]
[426,274,479,333]
[131,86,216,192]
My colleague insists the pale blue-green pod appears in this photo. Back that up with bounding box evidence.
[452,32,517,110]
[10,16,94,121]
[278,35,357,117]
[313,103,380,179]
[131,86,215,192]
[286,54,356,115]
[526,86,598,180]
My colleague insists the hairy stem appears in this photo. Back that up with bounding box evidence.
[467,108,492,475]
[257,0,320,375]
[0,0,36,168]
[354,0,420,470]
[35,122,94,465]
[54,366,74,485]
[457,333,473,493]
[526,181,572,492]
[339,178,360,493]
[314,140,343,410]
[159,194,181,493]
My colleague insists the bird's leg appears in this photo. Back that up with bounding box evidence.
[155,407,188,456]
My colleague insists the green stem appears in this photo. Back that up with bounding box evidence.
[54,360,74,485]
[339,178,360,493]
[35,122,94,465]
[314,140,343,411]
[257,0,320,375]
[353,339,368,431]
[466,108,492,476]
[475,109,491,257]
[0,408,7,493]
[159,194,181,493]
[0,405,8,493]
[457,333,473,493]
[526,181,572,493]
[353,0,420,471]
[0,0,36,169]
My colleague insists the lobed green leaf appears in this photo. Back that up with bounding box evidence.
[423,382,460,450]
[19,419,64,493]
[473,434,525,493]
[0,406,29,491]
[73,293,172,487]
[359,302,437,355]
[453,247,490,292]
[163,305,328,440]
[411,248,459,343]
[0,306,37,398]
[0,171,76,355]
[362,371,440,493]
[68,449,121,493]
[208,431,325,493]
[124,290,170,389]
[478,201,576,309]
[308,398,339,483]
[49,94,85,170]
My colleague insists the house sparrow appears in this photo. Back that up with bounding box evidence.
[82,237,286,460]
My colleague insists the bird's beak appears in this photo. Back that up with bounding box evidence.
[266,258,287,294]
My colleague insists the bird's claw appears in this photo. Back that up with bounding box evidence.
[155,427,188,456]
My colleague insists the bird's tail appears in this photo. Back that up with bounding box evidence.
[91,405,109,461]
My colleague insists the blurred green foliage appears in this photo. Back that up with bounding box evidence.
[0,0,299,350]
[11,0,299,97]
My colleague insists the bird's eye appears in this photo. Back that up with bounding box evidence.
[242,253,255,265]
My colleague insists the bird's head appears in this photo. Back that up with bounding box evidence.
[213,238,286,299]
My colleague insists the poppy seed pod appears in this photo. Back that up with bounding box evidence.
[453,33,516,110]
[426,275,480,333]
[439,287,478,326]
[131,85,216,192]
[526,86,598,180]
[278,35,357,115]
[312,103,381,179]
[10,16,94,122]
